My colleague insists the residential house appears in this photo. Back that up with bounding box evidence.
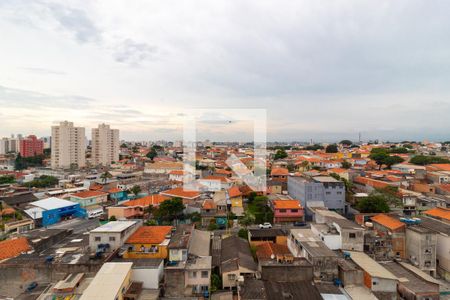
[371,214,406,259]
[220,236,257,289]
[0,237,31,261]
[89,220,141,251]
[160,187,200,205]
[69,190,108,208]
[347,251,398,300]
[227,186,243,216]
[122,226,172,259]
[406,226,438,277]
[248,228,288,246]
[107,194,169,220]
[270,199,304,224]
[384,261,440,300]
[144,161,183,174]
[287,228,338,281]
[165,226,212,298]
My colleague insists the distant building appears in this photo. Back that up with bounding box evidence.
[19,135,43,157]
[91,123,120,166]
[51,121,86,169]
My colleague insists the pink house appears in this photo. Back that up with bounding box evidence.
[270,200,304,224]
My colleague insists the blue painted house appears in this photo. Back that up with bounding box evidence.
[24,197,86,227]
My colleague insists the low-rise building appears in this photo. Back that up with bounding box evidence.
[79,262,133,300]
[23,197,86,227]
[406,225,437,276]
[69,190,108,208]
[270,199,304,224]
[347,251,398,300]
[107,194,169,220]
[89,220,141,251]
[371,214,406,259]
[123,226,172,259]
[288,228,338,281]
[227,186,243,216]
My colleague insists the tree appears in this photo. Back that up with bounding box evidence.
[239,212,255,227]
[300,160,310,171]
[100,171,112,184]
[23,175,58,188]
[0,175,15,184]
[146,148,158,161]
[14,153,26,170]
[207,223,218,231]
[356,193,390,213]
[109,215,117,221]
[390,147,408,154]
[274,149,288,160]
[238,228,249,239]
[410,155,450,165]
[154,198,185,222]
[188,212,201,223]
[369,151,389,169]
[383,156,404,169]
[304,144,324,151]
[340,140,352,146]
[325,144,338,153]
[130,185,141,195]
[341,160,351,169]
[210,273,222,293]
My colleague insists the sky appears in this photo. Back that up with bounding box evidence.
[1,0,450,142]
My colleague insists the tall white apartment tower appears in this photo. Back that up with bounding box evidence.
[51,121,86,169]
[91,123,120,166]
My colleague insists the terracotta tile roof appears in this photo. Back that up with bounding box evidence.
[256,242,292,260]
[123,194,169,207]
[89,185,104,191]
[108,187,122,193]
[437,184,450,193]
[353,176,391,189]
[424,207,450,222]
[202,199,216,210]
[0,208,16,215]
[126,226,173,244]
[371,214,405,231]
[272,200,302,210]
[215,169,232,175]
[427,164,450,172]
[228,186,242,198]
[271,168,289,176]
[328,168,348,174]
[169,170,185,175]
[160,187,200,199]
[71,190,108,198]
[0,237,31,261]
[202,175,229,183]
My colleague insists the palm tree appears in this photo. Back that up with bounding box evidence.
[100,171,112,185]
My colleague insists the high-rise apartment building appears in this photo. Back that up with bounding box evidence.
[19,135,44,157]
[91,123,119,166]
[51,121,86,169]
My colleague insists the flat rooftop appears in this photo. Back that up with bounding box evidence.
[312,176,340,183]
[90,220,138,233]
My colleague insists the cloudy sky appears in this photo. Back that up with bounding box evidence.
[1,0,450,142]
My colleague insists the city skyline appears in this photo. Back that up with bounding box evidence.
[1,1,450,141]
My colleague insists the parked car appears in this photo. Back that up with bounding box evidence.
[259,222,272,229]
[293,221,307,227]
[26,282,38,292]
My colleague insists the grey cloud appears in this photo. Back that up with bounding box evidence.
[113,39,158,66]
[0,85,93,109]
[45,2,101,43]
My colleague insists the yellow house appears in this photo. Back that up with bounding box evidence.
[228,186,243,216]
[123,226,172,259]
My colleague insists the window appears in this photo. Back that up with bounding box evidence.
[201,271,209,278]
[279,209,287,213]
[291,209,298,213]
[373,281,377,285]
[109,236,116,242]
[337,191,342,195]
[228,274,236,281]
[95,236,101,241]
[349,233,356,239]
[189,271,197,278]
[326,192,331,195]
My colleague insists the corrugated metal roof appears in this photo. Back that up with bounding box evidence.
[30,197,77,210]
[347,251,397,280]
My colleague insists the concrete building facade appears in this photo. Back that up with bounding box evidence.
[91,123,120,166]
[51,121,86,169]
